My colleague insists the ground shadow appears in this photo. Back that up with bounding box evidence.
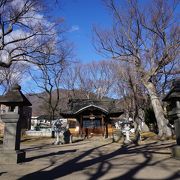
[21,138,32,142]
[25,149,77,162]
[23,141,89,152]
[72,138,84,143]
[19,141,179,180]
[0,172,7,176]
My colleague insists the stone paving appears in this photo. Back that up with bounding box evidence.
[0,137,180,180]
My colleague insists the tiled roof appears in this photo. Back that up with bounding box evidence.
[61,99,123,115]
[163,79,180,101]
[0,84,31,106]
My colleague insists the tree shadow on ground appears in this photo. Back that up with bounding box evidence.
[0,172,7,176]
[21,138,32,142]
[23,141,89,152]
[18,141,180,180]
[25,149,77,162]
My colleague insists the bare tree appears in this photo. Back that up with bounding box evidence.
[73,61,115,99]
[0,62,28,93]
[153,60,180,96]
[28,40,72,122]
[0,0,62,68]
[89,60,115,99]
[94,0,179,138]
[113,62,148,143]
[62,62,81,98]
[76,64,95,99]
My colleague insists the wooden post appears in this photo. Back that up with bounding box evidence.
[80,115,83,137]
[101,115,104,137]
[105,116,108,138]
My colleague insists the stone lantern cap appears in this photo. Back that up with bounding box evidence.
[163,79,180,102]
[0,84,32,106]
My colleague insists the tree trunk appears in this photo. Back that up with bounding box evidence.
[132,110,141,145]
[144,82,172,138]
[133,120,141,145]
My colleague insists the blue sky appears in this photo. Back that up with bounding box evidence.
[48,0,113,63]
[21,0,113,93]
[17,0,180,93]
[49,0,180,65]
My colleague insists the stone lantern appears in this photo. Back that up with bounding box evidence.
[163,79,180,159]
[0,84,32,164]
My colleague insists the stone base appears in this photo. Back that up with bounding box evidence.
[0,150,26,164]
[172,146,180,160]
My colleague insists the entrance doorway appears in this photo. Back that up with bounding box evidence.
[82,118,102,136]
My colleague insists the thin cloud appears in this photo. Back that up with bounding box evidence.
[69,25,80,32]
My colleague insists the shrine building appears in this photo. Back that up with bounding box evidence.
[60,99,123,138]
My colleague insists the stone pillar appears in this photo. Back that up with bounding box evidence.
[125,131,130,141]
[0,84,31,164]
[163,79,180,159]
[171,109,180,159]
[174,118,180,145]
[0,112,25,164]
[2,113,19,150]
[172,117,180,159]
[124,124,131,144]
